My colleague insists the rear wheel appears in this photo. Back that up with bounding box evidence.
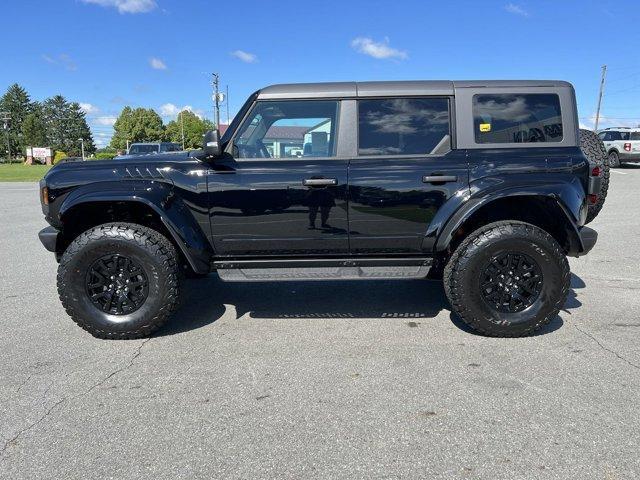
[444,221,570,337]
[57,223,181,339]
[608,150,621,168]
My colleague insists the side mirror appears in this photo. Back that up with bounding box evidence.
[203,129,221,158]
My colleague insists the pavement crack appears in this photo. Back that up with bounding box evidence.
[0,338,152,460]
[574,323,640,371]
[0,397,66,460]
[85,337,151,395]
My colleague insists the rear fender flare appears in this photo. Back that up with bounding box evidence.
[434,184,586,255]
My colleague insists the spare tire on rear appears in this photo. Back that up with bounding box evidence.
[579,129,609,224]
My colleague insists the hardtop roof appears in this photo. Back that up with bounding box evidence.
[257,80,573,99]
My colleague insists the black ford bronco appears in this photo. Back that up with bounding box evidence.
[38,80,604,339]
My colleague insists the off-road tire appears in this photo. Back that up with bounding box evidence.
[608,150,621,168]
[579,128,609,224]
[444,221,570,337]
[57,223,180,339]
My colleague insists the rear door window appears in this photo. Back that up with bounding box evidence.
[472,94,563,144]
[357,98,450,156]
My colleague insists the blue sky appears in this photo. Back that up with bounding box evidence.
[1,0,639,147]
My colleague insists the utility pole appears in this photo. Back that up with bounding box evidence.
[1,111,11,162]
[594,65,607,131]
[79,138,85,160]
[180,111,185,150]
[226,85,230,125]
[211,73,220,128]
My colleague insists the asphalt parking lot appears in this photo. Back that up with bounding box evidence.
[1,167,639,480]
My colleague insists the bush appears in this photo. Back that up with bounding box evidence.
[53,151,68,164]
[94,152,116,160]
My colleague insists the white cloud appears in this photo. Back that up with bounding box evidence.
[149,57,167,70]
[231,50,257,63]
[81,0,157,14]
[351,37,407,60]
[159,103,203,119]
[42,53,77,71]
[504,3,529,16]
[80,103,100,115]
[580,113,640,131]
[94,116,117,126]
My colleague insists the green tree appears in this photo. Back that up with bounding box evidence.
[67,102,96,155]
[165,110,214,149]
[21,103,48,148]
[42,95,70,153]
[41,95,95,156]
[110,107,165,149]
[0,83,34,156]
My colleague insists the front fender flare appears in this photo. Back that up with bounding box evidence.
[59,181,212,273]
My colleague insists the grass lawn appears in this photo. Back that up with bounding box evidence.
[0,163,52,182]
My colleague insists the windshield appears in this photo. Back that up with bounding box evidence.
[129,144,159,155]
[160,143,181,152]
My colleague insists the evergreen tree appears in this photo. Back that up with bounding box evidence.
[22,102,48,148]
[67,102,95,155]
[42,95,95,156]
[42,95,70,152]
[0,84,34,156]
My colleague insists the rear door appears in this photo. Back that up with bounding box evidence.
[348,97,469,254]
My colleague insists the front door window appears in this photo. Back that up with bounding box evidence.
[234,100,339,159]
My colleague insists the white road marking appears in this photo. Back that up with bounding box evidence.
[610,170,628,175]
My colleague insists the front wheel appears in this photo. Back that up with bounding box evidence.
[57,223,181,339]
[444,221,570,337]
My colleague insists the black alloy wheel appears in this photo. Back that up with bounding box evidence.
[86,254,149,315]
[479,252,543,314]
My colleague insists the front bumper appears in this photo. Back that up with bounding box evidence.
[39,226,59,252]
[577,226,597,256]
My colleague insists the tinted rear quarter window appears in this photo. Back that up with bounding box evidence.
[473,94,563,144]
[358,98,450,155]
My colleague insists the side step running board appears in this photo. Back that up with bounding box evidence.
[217,265,432,282]
[214,257,432,270]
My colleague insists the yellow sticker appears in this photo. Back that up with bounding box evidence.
[479,123,491,132]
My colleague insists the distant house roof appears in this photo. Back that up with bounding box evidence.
[218,124,325,141]
[265,126,309,140]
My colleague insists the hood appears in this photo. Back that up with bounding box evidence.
[42,150,205,190]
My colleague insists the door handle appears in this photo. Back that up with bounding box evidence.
[303,178,338,187]
[422,175,458,184]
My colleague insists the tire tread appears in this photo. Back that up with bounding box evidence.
[443,221,570,337]
[57,222,180,340]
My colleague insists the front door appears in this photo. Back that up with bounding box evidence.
[348,97,468,254]
[208,99,349,256]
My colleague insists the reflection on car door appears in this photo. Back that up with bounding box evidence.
[207,99,349,256]
[348,97,469,254]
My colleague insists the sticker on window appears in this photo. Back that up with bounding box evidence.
[479,123,491,133]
